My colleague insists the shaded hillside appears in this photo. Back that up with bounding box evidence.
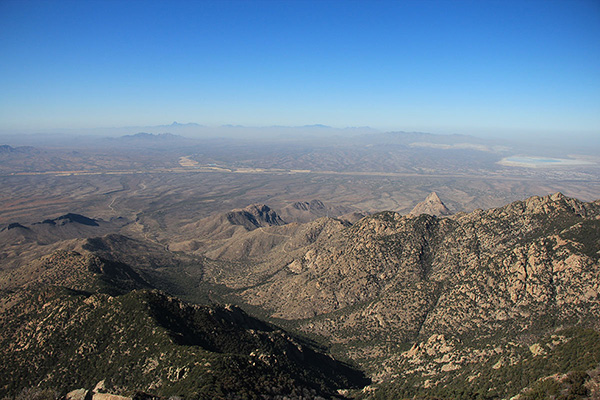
[77,233,212,305]
[80,233,194,270]
[0,251,368,399]
[0,213,127,246]
[0,214,129,270]
[0,250,150,297]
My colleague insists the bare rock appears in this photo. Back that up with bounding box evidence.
[409,192,452,216]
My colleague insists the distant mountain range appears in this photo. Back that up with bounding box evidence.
[0,144,38,154]
[0,123,381,143]
[158,121,204,128]
[111,132,186,142]
[1,121,598,156]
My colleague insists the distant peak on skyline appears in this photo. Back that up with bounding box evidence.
[170,121,196,126]
[300,124,331,129]
[154,122,203,128]
[118,132,183,140]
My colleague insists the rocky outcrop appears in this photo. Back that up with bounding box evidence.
[225,204,285,229]
[66,384,136,400]
[292,199,326,211]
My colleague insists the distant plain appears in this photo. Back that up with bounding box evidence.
[2,129,600,230]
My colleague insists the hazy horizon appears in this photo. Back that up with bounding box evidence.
[1,0,599,141]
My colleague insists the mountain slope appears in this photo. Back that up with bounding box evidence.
[235,193,600,322]
[0,250,368,399]
[191,193,600,397]
[0,214,130,272]
[2,193,599,399]
[278,200,362,224]
[175,204,285,246]
[170,202,359,262]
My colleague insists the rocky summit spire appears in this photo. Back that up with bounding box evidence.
[409,192,451,216]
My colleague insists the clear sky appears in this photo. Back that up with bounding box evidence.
[0,0,599,138]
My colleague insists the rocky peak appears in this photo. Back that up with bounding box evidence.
[409,192,451,217]
[502,192,593,218]
[225,204,285,230]
[2,222,29,231]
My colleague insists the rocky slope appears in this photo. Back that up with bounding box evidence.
[183,193,600,398]
[233,193,599,323]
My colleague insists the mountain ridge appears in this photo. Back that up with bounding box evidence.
[182,192,600,396]
[1,192,599,399]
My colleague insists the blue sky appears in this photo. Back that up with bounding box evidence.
[0,0,599,138]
